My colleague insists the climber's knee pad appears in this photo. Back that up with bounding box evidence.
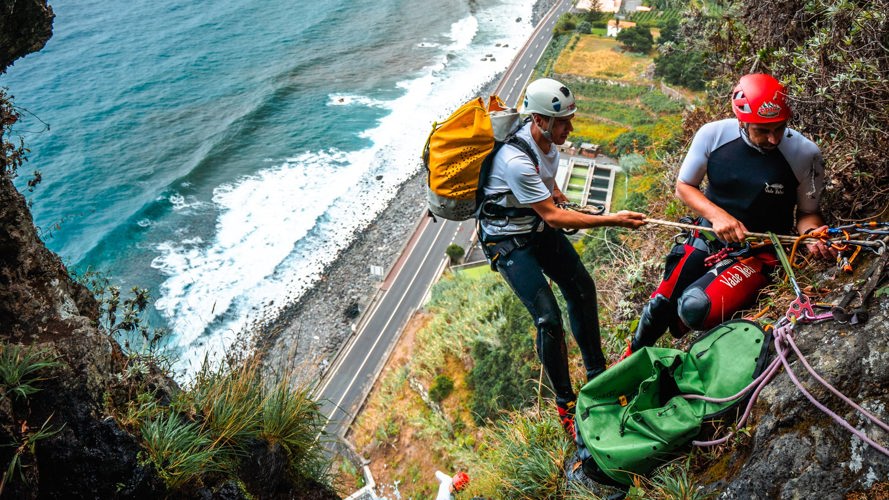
[531,288,564,356]
[677,287,711,331]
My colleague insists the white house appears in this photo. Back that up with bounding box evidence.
[575,0,622,13]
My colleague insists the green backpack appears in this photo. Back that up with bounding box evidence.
[575,319,770,487]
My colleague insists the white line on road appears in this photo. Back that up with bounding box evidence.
[325,220,450,428]
[315,218,431,397]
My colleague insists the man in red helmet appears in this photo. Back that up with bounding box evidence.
[621,73,835,357]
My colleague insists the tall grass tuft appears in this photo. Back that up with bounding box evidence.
[139,412,225,490]
[181,356,264,455]
[0,344,61,399]
[462,406,571,499]
[149,355,333,492]
[642,460,716,500]
[261,377,330,485]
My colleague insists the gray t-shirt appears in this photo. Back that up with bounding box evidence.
[480,122,559,237]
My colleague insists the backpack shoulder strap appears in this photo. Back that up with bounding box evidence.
[504,135,540,172]
[474,117,541,220]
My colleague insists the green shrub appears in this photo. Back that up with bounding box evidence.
[576,98,656,126]
[640,91,685,114]
[445,243,465,264]
[429,374,455,402]
[467,294,537,424]
[570,80,648,101]
[654,47,709,91]
[612,130,653,156]
[616,26,654,53]
[554,13,579,36]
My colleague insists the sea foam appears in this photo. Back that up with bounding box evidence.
[157,0,535,376]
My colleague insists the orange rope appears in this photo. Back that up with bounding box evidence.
[747,305,772,321]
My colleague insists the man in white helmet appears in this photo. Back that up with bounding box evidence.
[478,78,646,439]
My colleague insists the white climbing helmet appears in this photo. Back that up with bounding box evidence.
[521,78,576,118]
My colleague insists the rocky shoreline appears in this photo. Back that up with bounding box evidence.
[257,172,428,381]
[257,0,556,383]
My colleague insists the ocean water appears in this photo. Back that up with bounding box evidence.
[3,0,535,375]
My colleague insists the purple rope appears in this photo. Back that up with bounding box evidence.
[773,327,889,457]
[684,357,781,404]
[692,357,784,447]
[692,316,889,453]
[783,330,889,434]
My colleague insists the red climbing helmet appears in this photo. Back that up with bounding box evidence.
[731,74,791,123]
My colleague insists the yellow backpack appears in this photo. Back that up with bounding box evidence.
[422,95,522,221]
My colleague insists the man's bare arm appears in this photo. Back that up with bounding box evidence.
[530,197,646,230]
[675,181,747,243]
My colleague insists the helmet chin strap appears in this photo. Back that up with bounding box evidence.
[540,116,555,142]
[739,123,767,154]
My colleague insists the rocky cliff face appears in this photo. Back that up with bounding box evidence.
[0,167,169,497]
[705,299,889,498]
[0,0,53,71]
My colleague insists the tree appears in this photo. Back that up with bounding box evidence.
[582,1,606,23]
[429,374,454,402]
[654,47,708,90]
[616,26,654,53]
[445,243,465,265]
[553,13,578,36]
[657,18,680,44]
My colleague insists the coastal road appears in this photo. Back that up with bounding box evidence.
[315,0,571,441]
[316,216,475,438]
[496,0,573,106]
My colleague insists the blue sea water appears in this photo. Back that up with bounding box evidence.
[3,0,535,374]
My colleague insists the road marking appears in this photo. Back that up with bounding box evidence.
[322,220,450,432]
[315,217,432,397]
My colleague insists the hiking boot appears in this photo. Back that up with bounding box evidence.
[586,366,605,382]
[557,400,577,440]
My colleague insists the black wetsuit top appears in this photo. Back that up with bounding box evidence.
[677,118,824,234]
